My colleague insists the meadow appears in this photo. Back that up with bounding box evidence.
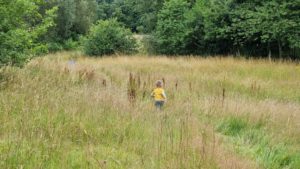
[0,52,299,169]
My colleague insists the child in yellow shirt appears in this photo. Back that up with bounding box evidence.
[151,80,167,109]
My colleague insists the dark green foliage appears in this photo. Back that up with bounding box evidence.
[151,0,300,58]
[154,0,191,55]
[0,30,31,67]
[83,19,137,56]
[1,0,299,64]
[0,0,57,67]
[44,0,97,43]
[184,0,211,54]
[226,0,300,58]
[63,39,80,51]
[96,0,164,33]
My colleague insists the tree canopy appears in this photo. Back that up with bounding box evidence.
[0,0,299,66]
[0,0,57,66]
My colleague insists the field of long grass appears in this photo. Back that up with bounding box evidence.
[0,52,299,169]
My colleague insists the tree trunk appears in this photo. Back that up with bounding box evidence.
[278,40,282,59]
[236,48,240,57]
[268,42,272,61]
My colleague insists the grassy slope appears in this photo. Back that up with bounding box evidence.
[0,52,299,169]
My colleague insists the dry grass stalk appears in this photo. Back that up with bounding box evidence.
[137,74,141,88]
[162,77,166,86]
[142,81,147,98]
[128,72,137,104]
[102,79,107,87]
[250,81,260,94]
[222,88,226,107]
[78,68,95,81]
[63,66,70,74]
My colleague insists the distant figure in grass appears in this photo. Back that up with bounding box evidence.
[151,80,167,110]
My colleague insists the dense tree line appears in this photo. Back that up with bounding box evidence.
[0,0,299,66]
[154,0,300,58]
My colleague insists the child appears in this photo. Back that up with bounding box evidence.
[151,80,167,110]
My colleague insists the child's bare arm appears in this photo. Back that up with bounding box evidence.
[151,91,154,97]
[162,91,167,100]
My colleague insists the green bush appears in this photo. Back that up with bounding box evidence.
[47,42,64,52]
[141,35,158,55]
[0,29,32,67]
[47,39,80,52]
[32,44,49,56]
[63,39,80,51]
[0,1,57,67]
[83,19,137,56]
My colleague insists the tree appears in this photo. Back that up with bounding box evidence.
[0,0,57,67]
[96,0,165,33]
[184,0,209,54]
[229,0,300,58]
[198,0,235,55]
[154,0,191,55]
[51,0,97,41]
[257,0,300,58]
[83,19,137,56]
[135,0,165,33]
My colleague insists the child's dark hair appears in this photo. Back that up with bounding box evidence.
[156,80,163,87]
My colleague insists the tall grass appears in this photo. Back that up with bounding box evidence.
[0,52,299,168]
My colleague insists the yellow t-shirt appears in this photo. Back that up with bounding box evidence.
[151,88,167,101]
